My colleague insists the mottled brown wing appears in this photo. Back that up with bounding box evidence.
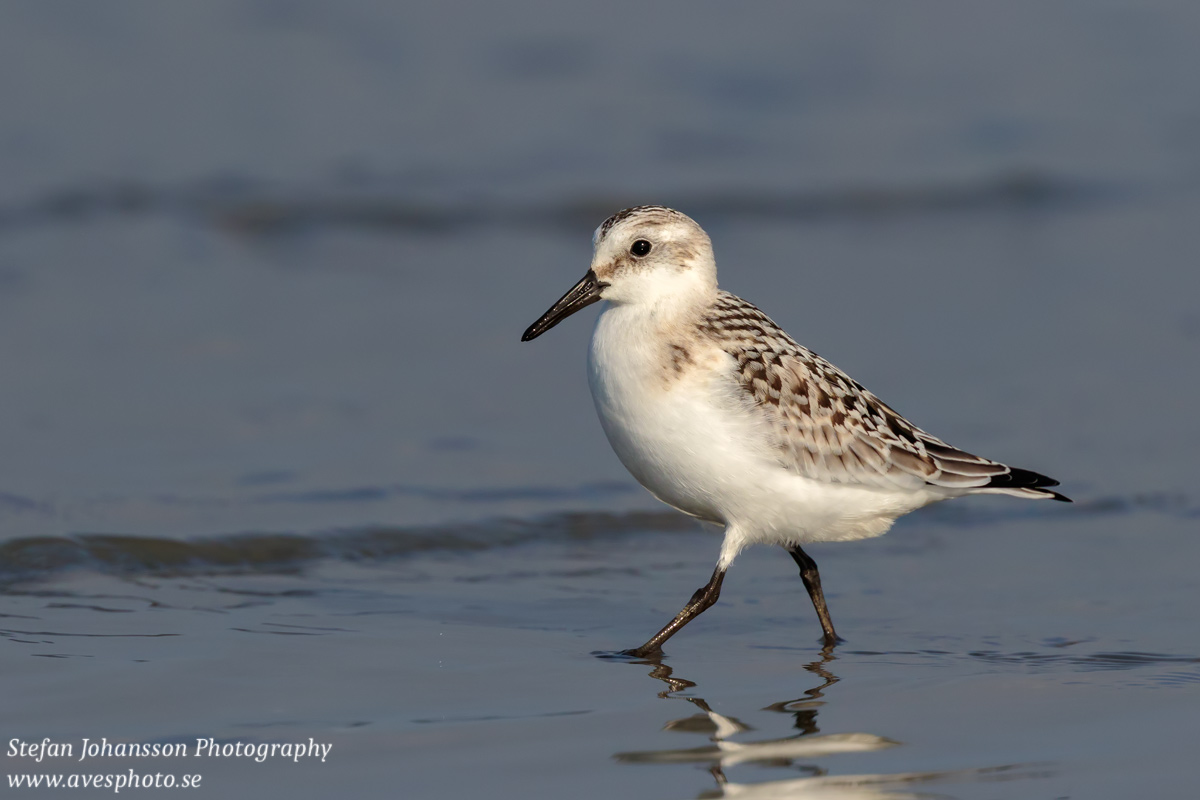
[701,292,1011,491]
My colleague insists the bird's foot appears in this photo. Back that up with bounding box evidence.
[820,633,846,648]
[591,646,662,661]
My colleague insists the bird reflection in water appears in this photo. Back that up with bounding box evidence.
[614,650,1046,799]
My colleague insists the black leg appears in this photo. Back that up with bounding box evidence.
[786,545,843,646]
[623,566,726,658]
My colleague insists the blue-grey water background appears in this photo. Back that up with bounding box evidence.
[2,2,1199,798]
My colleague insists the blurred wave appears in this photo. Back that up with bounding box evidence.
[0,490,1188,588]
[0,170,1117,238]
[966,649,1200,674]
[920,490,1196,525]
[0,509,696,588]
[839,647,1200,675]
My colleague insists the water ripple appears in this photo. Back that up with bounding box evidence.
[0,170,1122,238]
[0,490,1190,588]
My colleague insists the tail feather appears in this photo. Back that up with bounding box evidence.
[984,466,1071,502]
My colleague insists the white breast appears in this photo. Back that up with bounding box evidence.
[588,302,777,523]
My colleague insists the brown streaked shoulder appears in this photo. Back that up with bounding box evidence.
[697,292,1012,490]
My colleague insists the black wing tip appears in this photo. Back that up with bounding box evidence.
[992,466,1059,488]
[988,467,1071,502]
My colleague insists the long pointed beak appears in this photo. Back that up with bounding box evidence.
[521,269,606,341]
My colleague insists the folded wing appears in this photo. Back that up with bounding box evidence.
[701,292,1066,500]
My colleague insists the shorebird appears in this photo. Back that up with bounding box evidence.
[522,205,1068,656]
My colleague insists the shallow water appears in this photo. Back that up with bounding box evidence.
[5,502,1199,797]
[3,3,1200,798]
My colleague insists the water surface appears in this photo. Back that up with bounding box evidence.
[2,2,1199,798]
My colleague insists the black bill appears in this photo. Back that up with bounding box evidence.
[521,269,606,341]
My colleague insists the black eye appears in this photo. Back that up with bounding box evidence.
[630,239,652,257]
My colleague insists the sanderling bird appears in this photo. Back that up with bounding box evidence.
[522,205,1068,656]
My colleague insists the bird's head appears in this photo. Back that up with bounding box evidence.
[522,206,716,341]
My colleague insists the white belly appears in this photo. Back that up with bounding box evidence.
[588,304,751,521]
